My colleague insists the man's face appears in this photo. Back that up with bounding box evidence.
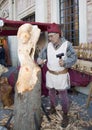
[48,33,60,44]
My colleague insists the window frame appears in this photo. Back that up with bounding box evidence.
[59,0,79,46]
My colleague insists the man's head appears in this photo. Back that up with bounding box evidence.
[47,23,61,44]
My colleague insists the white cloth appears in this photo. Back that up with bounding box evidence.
[46,41,70,90]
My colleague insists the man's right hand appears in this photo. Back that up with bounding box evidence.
[37,58,46,65]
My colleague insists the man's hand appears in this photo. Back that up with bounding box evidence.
[40,59,46,65]
[59,59,64,67]
[37,58,46,65]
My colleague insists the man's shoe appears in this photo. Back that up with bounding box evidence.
[50,106,56,114]
[47,106,56,114]
[61,113,69,128]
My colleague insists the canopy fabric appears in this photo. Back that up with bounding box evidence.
[0,17,53,36]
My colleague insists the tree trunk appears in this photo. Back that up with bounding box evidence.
[14,70,41,130]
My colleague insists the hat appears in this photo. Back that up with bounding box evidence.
[47,23,61,35]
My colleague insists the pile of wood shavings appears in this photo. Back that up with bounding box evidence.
[0,105,14,130]
[41,101,92,130]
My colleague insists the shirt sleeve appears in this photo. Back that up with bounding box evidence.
[37,44,47,65]
[63,42,77,68]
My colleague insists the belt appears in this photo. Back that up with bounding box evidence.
[48,69,68,75]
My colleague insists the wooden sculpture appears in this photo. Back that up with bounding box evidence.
[16,23,41,94]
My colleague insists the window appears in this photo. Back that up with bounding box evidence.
[22,13,35,22]
[59,0,79,46]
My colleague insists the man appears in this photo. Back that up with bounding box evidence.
[37,23,77,128]
[0,41,6,66]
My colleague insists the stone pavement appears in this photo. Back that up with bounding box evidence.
[0,89,92,130]
[41,89,92,130]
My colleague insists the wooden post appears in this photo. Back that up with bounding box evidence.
[86,82,92,108]
[14,23,41,130]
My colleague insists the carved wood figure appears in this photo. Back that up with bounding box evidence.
[16,23,41,94]
[14,23,41,130]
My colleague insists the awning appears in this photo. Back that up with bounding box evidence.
[0,17,53,36]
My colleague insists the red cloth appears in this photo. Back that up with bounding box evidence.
[8,66,20,88]
[69,69,92,86]
[41,63,49,96]
[0,17,54,36]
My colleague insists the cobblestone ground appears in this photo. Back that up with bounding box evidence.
[0,102,14,130]
[41,90,92,130]
[0,89,92,130]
